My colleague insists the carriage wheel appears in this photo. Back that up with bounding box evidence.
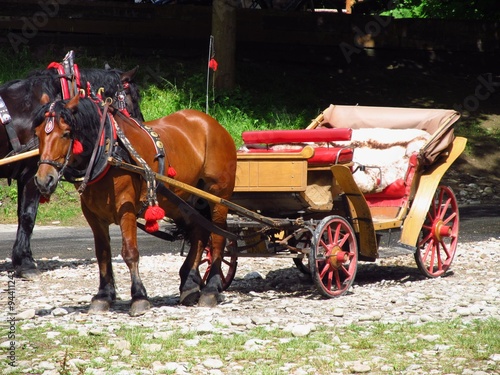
[415,186,459,278]
[200,239,238,290]
[309,216,358,298]
[292,230,313,274]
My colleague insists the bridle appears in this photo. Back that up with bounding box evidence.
[37,101,75,180]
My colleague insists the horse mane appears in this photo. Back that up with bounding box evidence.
[26,66,143,120]
[0,75,61,113]
[33,97,103,160]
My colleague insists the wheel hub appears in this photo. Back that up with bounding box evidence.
[328,245,348,268]
[433,219,451,241]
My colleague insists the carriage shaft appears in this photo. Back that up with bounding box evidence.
[108,157,292,229]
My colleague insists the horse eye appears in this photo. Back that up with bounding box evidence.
[62,131,71,140]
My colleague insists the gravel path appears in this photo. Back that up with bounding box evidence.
[1,236,499,375]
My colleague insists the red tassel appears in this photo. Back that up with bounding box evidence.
[167,166,177,177]
[145,220,159,233]
[39,196,50,204]
[72,139,84,155]
[208,58,218,71]
[144,205,165,221]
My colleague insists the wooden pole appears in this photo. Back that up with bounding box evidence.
[0,149,39,167]
[108,157,292,228]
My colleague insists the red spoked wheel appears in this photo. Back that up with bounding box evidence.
[415,186,459,278]
[309,216,358,298]
[200,239,238,290]
[292,229,313,274]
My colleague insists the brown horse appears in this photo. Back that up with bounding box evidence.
[33,94,237,316]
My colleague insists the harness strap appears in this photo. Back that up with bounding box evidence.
[0,96,22,153]
[77,100,110,194]
[112,113,162,207]
[0,96,12,125]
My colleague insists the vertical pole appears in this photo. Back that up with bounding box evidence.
[206,35,214,114]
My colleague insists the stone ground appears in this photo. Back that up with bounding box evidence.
[0,235,498,375]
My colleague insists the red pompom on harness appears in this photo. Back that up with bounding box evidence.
[72,139,84,155]
[144,204,165,233]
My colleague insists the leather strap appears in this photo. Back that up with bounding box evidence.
[77,101,110,194]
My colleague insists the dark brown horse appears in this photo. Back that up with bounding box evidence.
[33,94,237,316]
[0,64,142,279]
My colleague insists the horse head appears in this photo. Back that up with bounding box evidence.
[33,94,80,197]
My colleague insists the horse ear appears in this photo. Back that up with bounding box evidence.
[65,94,80,112]
[40,93,50,105]
[121,66,139,83]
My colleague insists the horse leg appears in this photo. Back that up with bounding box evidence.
[12,172,41,279]
[120,212,150,317]
[199,204,228,307]
[179,226,208,306]
[86,211,116,314]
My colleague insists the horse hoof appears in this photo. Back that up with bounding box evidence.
[88,299,111,314]
[179,287,200,306]
[129,299,151,317]
[198,292,218,308]
[16,267,41,280]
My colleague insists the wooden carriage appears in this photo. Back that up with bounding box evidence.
[219,104,466,297]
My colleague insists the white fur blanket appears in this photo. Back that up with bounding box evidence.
[333,128,430,193]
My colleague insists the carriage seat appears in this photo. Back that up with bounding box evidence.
[240,128,354,166]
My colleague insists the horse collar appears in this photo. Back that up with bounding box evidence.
[47,50,81,100]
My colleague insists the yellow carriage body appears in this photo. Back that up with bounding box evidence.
[232,104,466,261]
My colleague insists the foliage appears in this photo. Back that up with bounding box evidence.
[384,0,500,20]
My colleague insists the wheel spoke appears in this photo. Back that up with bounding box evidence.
[422,238,434,264]
[333,269,341,290]
[442,211,457,226]
[439,238,452,261]
[318,261,331,280]
[340,264,353,279]
[319,239,330,255]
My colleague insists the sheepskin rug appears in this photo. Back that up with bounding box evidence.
[331,128,430,193]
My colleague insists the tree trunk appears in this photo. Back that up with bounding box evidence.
[211,0,238,91]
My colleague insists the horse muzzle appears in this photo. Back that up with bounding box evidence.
[34,165,60,197]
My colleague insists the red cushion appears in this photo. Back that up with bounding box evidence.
[308,147,353,165]
[239,147,353,165]
[242,128,352,144]
[364,179,406,199]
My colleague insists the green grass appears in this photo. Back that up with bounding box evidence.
[2,318,498,374]
[0,181,84,225]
